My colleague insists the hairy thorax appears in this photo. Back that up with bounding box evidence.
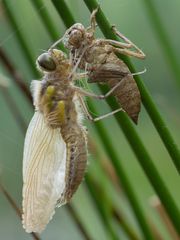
[37,71,79,130]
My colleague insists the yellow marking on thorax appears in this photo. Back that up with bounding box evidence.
[57,100,65,124]
[43,86,55,110]
[46,86,55,96]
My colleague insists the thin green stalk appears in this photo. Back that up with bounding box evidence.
[0,87,27,134]
[112,209,141,240]
[86,160,141,240]
[34,1,155,239]
[31,0,58,40]
[2,0,39,77]
[82,0,180,173]
[87,142,145,240]
[85,175,119,240]
[51,0,75,29]
[66,205,92,240]
[142,0,180,87]
[87,103,155,240]
[30,0,65,52]
[51,0,180,234]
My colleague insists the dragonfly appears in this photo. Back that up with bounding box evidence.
[22,49,122,233]
[50,7,146,124]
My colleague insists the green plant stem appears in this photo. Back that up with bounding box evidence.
[2,0,39,77]
[30,0,65,52]
[51,0,74,29]
[85,175,119,240]
[31,0,58,40]
[112,209,141,240]
[89,139,145,240]
[0,87,27,134]
[142,0,180,88]
[52,0,180,234]
[87,103,155,240]
[86,168,141,240]
[82,0,180,173]
[66,205,91,240]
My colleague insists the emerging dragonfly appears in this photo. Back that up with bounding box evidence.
[50,7,146,124]
[22,49,122,233]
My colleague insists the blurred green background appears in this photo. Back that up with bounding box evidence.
[0,0,180,239]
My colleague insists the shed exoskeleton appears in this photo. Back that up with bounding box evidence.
[50,8,146,123]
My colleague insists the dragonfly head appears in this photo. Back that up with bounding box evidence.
[36,49,68,73]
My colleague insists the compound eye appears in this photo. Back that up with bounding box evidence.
[37,53,56,71]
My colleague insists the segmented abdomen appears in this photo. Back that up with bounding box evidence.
[88,59,141,124]
[111,74,141,124]
[58,124,87,204]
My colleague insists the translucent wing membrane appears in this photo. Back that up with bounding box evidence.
[22,111,67,233]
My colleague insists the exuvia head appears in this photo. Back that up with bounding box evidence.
[63,23,86,49]
[49,23,94,51]
[36,49,67,73]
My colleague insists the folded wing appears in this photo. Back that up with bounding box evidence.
[22,111,66,233]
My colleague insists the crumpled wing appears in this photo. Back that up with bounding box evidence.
[22,111,67,233]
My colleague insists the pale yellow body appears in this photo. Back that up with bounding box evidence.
[22,50,87,233]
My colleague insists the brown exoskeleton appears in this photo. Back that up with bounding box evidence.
[22,49,122,233]
[50,8,146,124]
